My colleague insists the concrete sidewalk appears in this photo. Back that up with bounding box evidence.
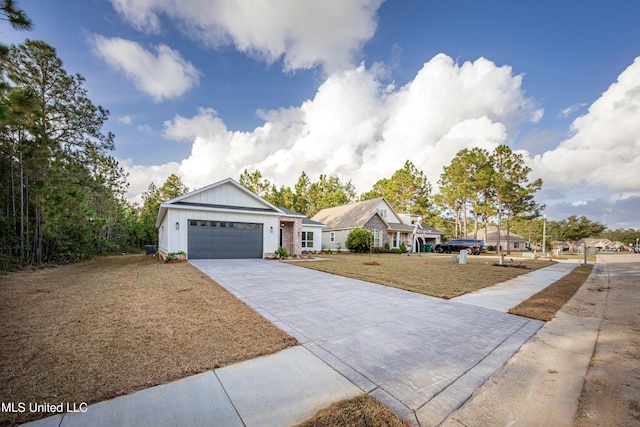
[442,258,608,426]
[452,260,578,312]
[24,259,576,427]
[23,346,361,427]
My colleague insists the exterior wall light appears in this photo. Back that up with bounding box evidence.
[270,226,274,233]
[175,222,180,230]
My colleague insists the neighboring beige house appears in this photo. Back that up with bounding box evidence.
[464,226,528,252]
[577,238,628,251]
[311,197,443,252]
[156,178,324,259]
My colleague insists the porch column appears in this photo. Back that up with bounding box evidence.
[396,232,400,248]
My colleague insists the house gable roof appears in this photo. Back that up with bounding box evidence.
[156,178,282,227]
[278,207,325,227]
[311,197,397,230]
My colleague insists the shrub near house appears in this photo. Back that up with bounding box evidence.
[346,228,373,253]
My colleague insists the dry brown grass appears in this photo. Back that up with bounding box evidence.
[296,394,408,427]
[509,264,594,321]
[0,255,297,426]
[296,253,554,298]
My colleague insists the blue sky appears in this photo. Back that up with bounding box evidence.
[4,0,640,230]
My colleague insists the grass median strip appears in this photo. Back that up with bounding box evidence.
[294,253,554,298]
[0,255,297,426]
[508,264,594,321]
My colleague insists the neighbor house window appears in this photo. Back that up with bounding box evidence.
[514,242,520,249]
[330,232,335,243]
[302,231,314,248]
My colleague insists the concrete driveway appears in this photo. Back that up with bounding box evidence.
[191,259,544,426]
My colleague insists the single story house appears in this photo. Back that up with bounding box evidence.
[156,178,324,259]
[464,226,527,251]
[310,197,443,252]
[576,238,628,252]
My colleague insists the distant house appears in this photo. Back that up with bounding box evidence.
[463,226,528,252]
[577,238,627,252]
[311,197,443,252]
[155,178,324,259]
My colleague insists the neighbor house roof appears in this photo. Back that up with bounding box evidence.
[464,226,527,242]
[311,198,391,230]
[311,198,442,234]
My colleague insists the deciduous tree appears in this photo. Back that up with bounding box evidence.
[556,215,606,251]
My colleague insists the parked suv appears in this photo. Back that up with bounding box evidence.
[435,239,487,255]
[635,245,640,253]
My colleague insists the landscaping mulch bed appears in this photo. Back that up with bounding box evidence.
[0,255,297,426]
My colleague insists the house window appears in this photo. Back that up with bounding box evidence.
[379,208,386,217]
[302,231,314,248]
[373,230,380,247]
[330,232,335,243]
[514,242,520,249]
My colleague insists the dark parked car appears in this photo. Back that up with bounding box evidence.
[435,239,487,255]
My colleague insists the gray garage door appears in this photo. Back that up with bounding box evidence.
[188,220,263,259]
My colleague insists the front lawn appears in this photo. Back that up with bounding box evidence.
[0,255,297,426]
[294,253,554,298]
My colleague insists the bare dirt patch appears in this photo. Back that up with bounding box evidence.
[509,264,593,321]
[295,253,554,298]
[0,255,297,426]
[573,254,640,426]
[295,394,407,427]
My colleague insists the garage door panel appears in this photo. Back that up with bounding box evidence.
[188,220,263,259]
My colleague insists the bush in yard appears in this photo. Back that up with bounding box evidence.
[400,242,407,253]
[275,246,289,259]
[346,228,373,253]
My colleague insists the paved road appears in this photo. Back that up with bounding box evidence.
[442,253,640,426]
[192,259,545,425]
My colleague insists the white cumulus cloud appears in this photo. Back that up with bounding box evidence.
[124,54,541,198]
[90,35,201,102]
[109,0,383,72]
[532,57,640,191]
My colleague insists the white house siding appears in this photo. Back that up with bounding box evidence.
[162,207,280,258]
[301,225,324,252]
[181,182,267,209]
[158,215,169,256]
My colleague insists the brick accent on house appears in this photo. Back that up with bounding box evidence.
[364,215,388,247]
[278,216,303,255]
